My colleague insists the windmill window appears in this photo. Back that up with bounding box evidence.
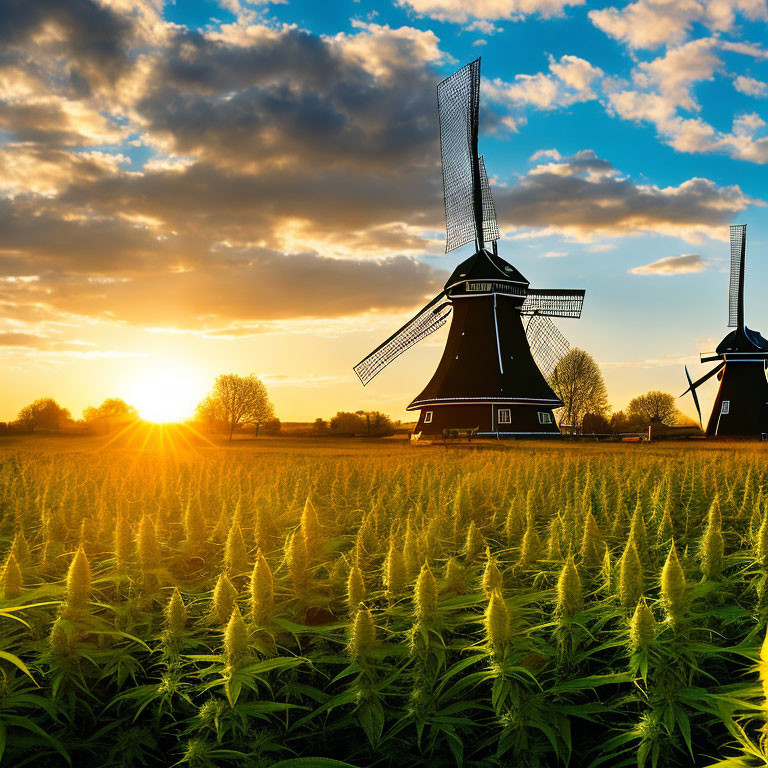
[721,401,730,415]
[498,409,511,424]
[538,411,553,425]
[424,411,433,424]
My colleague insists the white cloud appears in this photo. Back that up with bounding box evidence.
[396,0,584,23]
[630,253,707,274]
[590,0,768,50]
[734,75,768,96]
[487,54,603,110]
[539,250,567,258]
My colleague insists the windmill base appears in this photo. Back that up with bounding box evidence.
[706,361,768,437]
[411,404,561,438]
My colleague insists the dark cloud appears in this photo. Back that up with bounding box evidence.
[0,0,134,95]
[136,26,441,172]
[495,150,754,239]
[0,249,447,326]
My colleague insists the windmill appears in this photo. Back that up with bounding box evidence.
[681,224,768,437]
[353,58,585,438]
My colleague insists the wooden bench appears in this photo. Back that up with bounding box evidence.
[442,427,479,443]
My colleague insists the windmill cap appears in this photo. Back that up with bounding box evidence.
[716,325,768,354]
[444,248,529,292]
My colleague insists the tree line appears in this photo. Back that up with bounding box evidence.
[549,348,696,434]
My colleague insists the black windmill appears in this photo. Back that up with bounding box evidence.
[353,58,585,438]
[682,224,768,437]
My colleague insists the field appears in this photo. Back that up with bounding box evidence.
[1,432,768,768]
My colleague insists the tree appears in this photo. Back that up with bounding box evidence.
[549,348,609,432]
[627,391,679,426]
[15,398,71,432]
[312,418,329,434]
[330,412,365,436]
[83,398,138,423]
[197,374,274,441]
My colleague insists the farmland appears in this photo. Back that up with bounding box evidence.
[1,433,767,767]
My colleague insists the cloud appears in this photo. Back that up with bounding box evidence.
[604,39,768,163]
[589,0,768,50]
[734,75,768,96]
[539,251,568,258]
[494,150,759,242]
[487,54,603,110]
[396,0,584,23]
[630,253,707,274]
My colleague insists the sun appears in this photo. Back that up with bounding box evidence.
[125,365,208,424]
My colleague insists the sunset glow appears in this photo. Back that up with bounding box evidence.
[125,366,208,424]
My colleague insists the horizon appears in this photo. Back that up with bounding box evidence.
[2,1,768,424]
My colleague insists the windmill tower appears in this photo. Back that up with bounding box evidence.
[682,224,768,437]
[353,59,585,438]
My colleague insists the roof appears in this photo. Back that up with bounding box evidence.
[444,248,528,291]
[716,325,768,355]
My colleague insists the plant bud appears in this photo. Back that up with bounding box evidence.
[165,587,187,636]
[64,546,91,613]
[384,539,406,596]
[224,605,249,666]
[629,599,656,653]
[661,542,686,621]
[485,589,511,653]
[415,562,438,625]
[224,523,248,576]
[213,572,237,625]
[349,607,376,659]
[556,554,582,618]
[1,553,23,600]
[249,551,275,626]
[618,538,643,611]
[482,551,503,595]
[464,522,484,563]
[347,564,365,611]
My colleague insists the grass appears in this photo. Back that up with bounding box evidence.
[0,431,767,767]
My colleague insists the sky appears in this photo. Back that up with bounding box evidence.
[1,0,767,424]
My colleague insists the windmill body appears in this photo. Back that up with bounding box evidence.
[683,225,768,437]
[353,59,585,438]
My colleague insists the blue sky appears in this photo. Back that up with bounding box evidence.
[0,0,767,423]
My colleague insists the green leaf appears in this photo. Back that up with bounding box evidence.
[0,651,37,686]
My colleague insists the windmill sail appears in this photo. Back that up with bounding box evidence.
[438,58,490,253]
[353,293,452,386]
[728,224,746,329]
[520,289,585,318]
[525,314,569,379]
[479,156,499,244]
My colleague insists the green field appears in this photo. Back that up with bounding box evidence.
[1,432,767,767]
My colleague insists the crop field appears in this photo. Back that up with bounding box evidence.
[1,436,768,767]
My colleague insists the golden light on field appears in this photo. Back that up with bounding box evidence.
[124,364,209,424]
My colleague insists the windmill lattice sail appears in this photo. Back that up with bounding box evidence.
[438,59,498,252]
[728,223,746,328]
[520,289,585,318]
[526,315,570,379]
[353,294,451,386]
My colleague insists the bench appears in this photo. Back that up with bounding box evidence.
[442,427,479,443]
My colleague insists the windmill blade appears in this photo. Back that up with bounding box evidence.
[728,223,746,329]
[479,155,499,245]
[438,58,485,253]
[353,293,452,386]
[680,360,725,397]
[684,365,702,427]
[520,289,585,318]
[525,314,569,379]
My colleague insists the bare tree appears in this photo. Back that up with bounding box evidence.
[198,374,274,440]
[627,391,678,426]
[549,348,609,432]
